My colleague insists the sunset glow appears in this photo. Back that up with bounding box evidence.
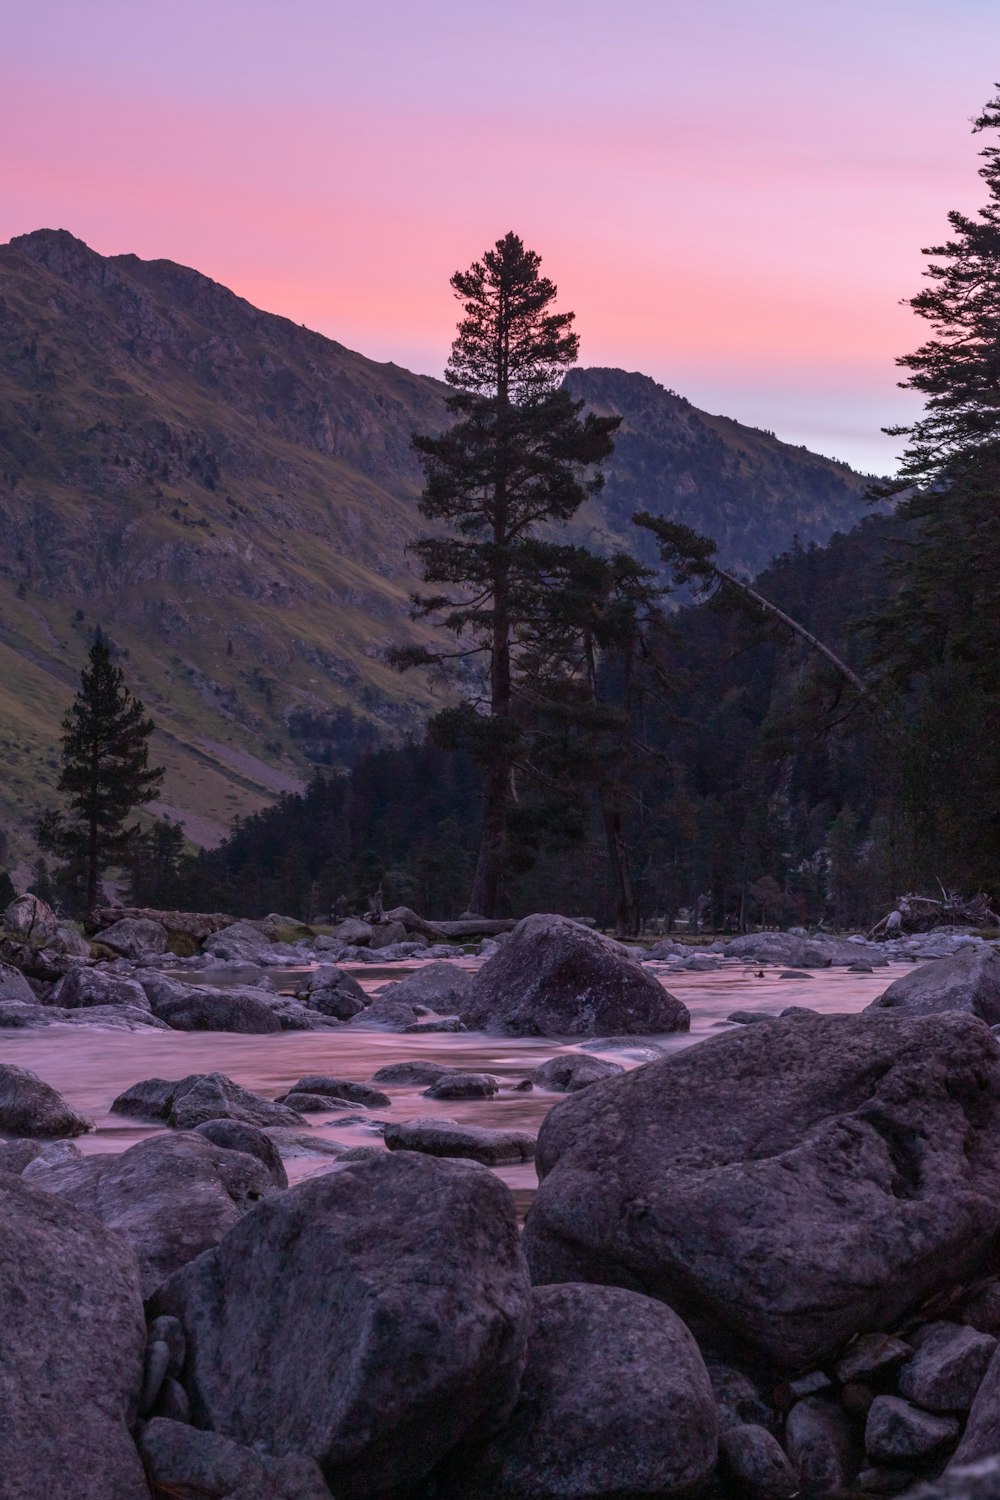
[4,0,998,472]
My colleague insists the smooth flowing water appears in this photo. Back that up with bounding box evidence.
[0,960,905,1201]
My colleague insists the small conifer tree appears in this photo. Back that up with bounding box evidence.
[38,636,164,912]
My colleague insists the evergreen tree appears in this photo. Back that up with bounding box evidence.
[38,637,164,912]
[400,232,620,914]
[869,89,1000,888]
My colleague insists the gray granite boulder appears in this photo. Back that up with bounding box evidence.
[531,1053,626,1092]
[193,1118,288,1188]
[202,920,276,963]
[49,965,151,1010]
[900,1458,1000,1499]
[95,916,169,958]
[384,1117,536,1165]
[294,965,368,1020]
[523,1011,1000,1370]
[435,1283,717,1499]
[3,891,59,941]
[867,948,1000,1025]
[950,1339,1000,1465]
[460,913,690,1036]
[111,1072,305,1130]
[423,1071,499,1099]
[370,1060,452,1087]
[276,1075,390,1110]
[0,1174,148,1497]
[784,1396,860,1494]
[865,1396,959,1463]
[0,1062,93,1137]
[150,1152,529,1497]
[0,998,169,1031]
[136,971,285,1033]
[28,1131,279,1295]
[898,1322,996,1412]
[719,1423,799,1499]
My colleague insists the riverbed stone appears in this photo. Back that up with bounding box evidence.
[138,1418,331,1499]
[531,1053,626,1092]
[949,1338,1000,1464]
[0,1174,148,1497]
[460,913,690,1036]
[423,1071,499,1099]
[836,1333,913,1384]
[384,1116,536,1165]
[49,965,151,1010]
[960,1281,1000,1335]
[150,1152,529,1497]
[523,1011,1000,1370]
[111,1072,306,1130]
[899,1457,1000,1498]
[720,1423,799,1499]
[0,1062,93,1137]
[785,1396,860,1494]
[0,960,36,1004]
[865,1396,960,1463]
[0,998,170,1031]
[136,970,285,1033]
[373,961,472,1012]
[202,920,277,963]
[435,1282,717,1499]
[867,948,1000,1025]
[370,1060,452,1086]
[30,1131,279,1295]
[278,1075,391,1109]
[3,891,59,941]
[898,1322,997,1412]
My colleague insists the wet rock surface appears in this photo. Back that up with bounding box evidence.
[0,1061,93,1137]
[111,1072,306,1130]
[384,1116,536,1165]
[867,948,1000,1025]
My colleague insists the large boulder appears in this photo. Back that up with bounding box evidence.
[867,948,1000,1025]
[372,961,471,1013]
[202,920,276,964]
[0,999,168,1031]
[531,1053,626,1092]
[951,1340,1000,1464]
[459,914,690,1036]
[49,966,151,1010]
[724,931,872,967]
[111,1072,306,1130]
[523,1011,1000,1371]
[30,1131,279,1295]
[3,891,59,941]
[294,965,368,1020]
[150,1152,530,1498]
[0,1062,93,1137]
[94,916,169,958]
[92,905,235,941]
[435,1282,717,1499]
[0,1174,149,1497]
[136,971,284,1033]
[277,1075,391,1109]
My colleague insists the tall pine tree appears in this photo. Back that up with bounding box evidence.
[38,637,164,912]
[400,233,619,914]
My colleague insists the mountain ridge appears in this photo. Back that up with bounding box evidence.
[0,229,877,872]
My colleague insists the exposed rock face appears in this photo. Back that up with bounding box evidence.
[150,1153,530,1498]
[423,1071,499,1099]
[865,1396,960,1463]
[523,1012,1000,1370]
[0,1174,148,1497]
[0,1062,93,1137]
[460,914,690,1036]
[93,906,235,941]
[867,949,1000,1025]
[94,916,169,958]
[49,966,151,1010]
[900,1457,1000,1499]
[531,1054,626,1092]
[30,1131,279,1295]
[719,1423,799,1499]
[384,1118,536,1165]
[435,1283,717,1499]
[111,1072,305,1130]
[138,1418,331,1499]
[897,1323,997,1412]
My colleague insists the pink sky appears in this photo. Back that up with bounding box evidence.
[4,0,998,473]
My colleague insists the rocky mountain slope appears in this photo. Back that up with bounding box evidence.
[0,230,877,866]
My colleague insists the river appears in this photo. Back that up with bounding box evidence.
[1,959,905,1203]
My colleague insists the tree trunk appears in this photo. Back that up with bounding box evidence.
[469,767,508,916]
[601,785,639,936]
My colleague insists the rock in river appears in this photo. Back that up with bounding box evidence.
[111,1071,306,1130]
[531,1053,626,1092]
[0,1062,93,1137]
[522,1011,1000,1370]
[384,1117,536,1165]
[0,1174,148,1498]
[866,947,1000,1026]
[150,1152,529,1498]
[459,913,690,1036]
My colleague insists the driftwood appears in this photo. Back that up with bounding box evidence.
[870,889,1000,938]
